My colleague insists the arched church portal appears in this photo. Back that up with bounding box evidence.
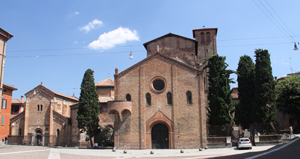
[35,129,43,146]
[151,123,169,149]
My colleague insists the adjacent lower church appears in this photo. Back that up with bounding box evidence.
[9,27,218,149]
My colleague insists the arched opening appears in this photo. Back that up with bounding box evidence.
[18,129,22,135]
[200,32,205,43]
[56,129,60,137]
[186,91,192,104]
[206,32,211,42]
[167,92,172,105]
[126,94,131,101]
[151,123,169,149]
[108,110,120,122]
[105,125,114,146]
[146,93,151,106]
[35,129,43,146]
[121,109,131,121]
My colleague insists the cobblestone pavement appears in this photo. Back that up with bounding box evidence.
[2,139,299,159]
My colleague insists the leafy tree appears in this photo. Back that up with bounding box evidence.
[235,55,255,129]
[204,55,236,127]
[77,69,100,147]
[254,49,276,124]
[275,75,300,128]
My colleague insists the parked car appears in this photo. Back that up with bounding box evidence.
[237,138,252,149]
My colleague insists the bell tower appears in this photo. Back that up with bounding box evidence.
[193,28,218,65]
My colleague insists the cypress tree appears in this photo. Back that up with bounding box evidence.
[77,69,100,147]
[204,55,236,127]
[235,55,255,129]
[254,49,276,124]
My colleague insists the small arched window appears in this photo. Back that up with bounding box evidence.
[56,129,60,137]
[206,32,211,42]
[146,93,151,106]
[167,92,172,105]
[40,105,43,111]
[126,94,131,101]
[186,91,192,104]
[37,105,39,111]
[200,32,205,43]
[18,129,22,135]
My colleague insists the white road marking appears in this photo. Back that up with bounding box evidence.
[0,149,49,155]
[48,148,61,159]
[245,137,300,159]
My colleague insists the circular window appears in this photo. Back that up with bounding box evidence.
[150,77,167,93]
[153,79,165,91]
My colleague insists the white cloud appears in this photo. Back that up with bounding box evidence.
[75,12,79,15]
[80,19,103,33]
[87,27,139,50]
[74,41,78,44]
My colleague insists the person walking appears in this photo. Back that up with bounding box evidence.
[289,126,293,135]
[4,136,7,144]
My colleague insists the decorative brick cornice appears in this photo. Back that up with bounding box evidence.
[0,28,13,41]
[10,111,25,123]
[117,53,201,79]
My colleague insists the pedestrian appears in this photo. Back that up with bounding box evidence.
[289,126,293,135]
[4,136,7,144]
[1,138,4,145]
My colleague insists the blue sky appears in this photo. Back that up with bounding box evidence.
[1,0,300,100]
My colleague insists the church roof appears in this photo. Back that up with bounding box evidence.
[99,96,114,103]
[95,78,114,87]
[143,32,196,49]
[25,84,79,101]
[3,83,17,90]
[117,52,200,78]
[12,99,25,104]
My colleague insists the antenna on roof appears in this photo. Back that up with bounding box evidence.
[108,73,110,78]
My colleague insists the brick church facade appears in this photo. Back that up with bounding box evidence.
[9,28,218,149]
[99,28,218,149]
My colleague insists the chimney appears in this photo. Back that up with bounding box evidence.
[21,96,24,102]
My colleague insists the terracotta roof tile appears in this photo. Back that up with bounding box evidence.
[99,96,114,103]
[3,83,17,90]
[12,99,25,104]
[95,78,114,87]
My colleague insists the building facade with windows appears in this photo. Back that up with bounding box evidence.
[0,28,13,120]
[0,84,17,140]
[9,82,78,146]
[102,28,218,149]
[10,28,218,148]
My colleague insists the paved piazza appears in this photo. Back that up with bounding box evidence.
[0,144,276,159]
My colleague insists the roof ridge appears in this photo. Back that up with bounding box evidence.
[117,52,199,78]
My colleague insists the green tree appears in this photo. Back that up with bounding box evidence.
[235,55,255,129]
[254,49,276,124]
[204,55,236,127]
[275,75,300,128]
[77,69,100,147]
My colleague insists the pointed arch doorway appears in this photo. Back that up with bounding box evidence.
[145,111,174,149]
[151,123,169,149]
